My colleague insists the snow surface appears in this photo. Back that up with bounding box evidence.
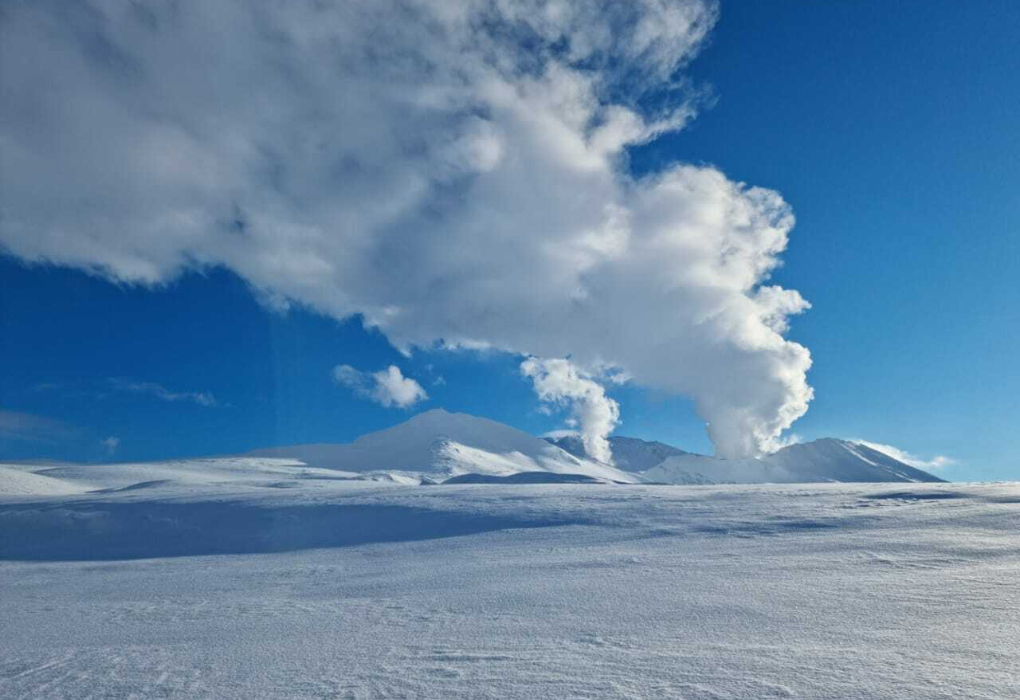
[1,455,1017,699]
[247,408,640,483]
[0,464,94,497]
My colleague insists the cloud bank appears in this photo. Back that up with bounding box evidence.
[0,0,812,458]
[333,365,428,409]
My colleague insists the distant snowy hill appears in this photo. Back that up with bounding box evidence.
[549,434,945,484]
[248,409,640,483]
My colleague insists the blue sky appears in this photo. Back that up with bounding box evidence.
[1,1,1017,479]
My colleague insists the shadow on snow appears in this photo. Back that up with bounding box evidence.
[0,500,576,562]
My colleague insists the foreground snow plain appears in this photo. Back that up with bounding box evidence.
[1,458,1017,699]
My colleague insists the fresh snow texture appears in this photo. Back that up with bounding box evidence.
[0,457,1016,699]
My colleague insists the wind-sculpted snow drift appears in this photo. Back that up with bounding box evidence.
[1,0,812,460]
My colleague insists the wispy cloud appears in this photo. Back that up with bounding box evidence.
[855,440,955,471]
[332,365,427,409]
[30,382,63,393]
[424,364,446,387]
[543,429,581,440]
[100,436,121,455]
[0,409,78,443]
[109,379,216,407]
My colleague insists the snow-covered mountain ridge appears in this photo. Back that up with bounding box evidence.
[0,410,943,494]
[249,409,943,485]
[247,409,640,484]
[548,434,946,484]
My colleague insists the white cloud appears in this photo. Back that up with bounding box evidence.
[100,436,121,454]
[110,379,216,407]
[521,357,620,463]
[855,440,955,472]
[0,0,812,458]
[332,365,428,409]
[543,429,581,440]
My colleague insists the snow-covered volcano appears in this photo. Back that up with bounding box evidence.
[249,410,944,486]
[638,438,945,484]
[247,409,640,483]
[548,434,946,484]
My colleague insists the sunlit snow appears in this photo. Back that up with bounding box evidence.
[1,452,1016,699]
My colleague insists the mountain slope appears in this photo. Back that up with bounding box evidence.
[766,439,947,483]
[248,409,640,483]
[644,438,947,485]
[546,435,691,473]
